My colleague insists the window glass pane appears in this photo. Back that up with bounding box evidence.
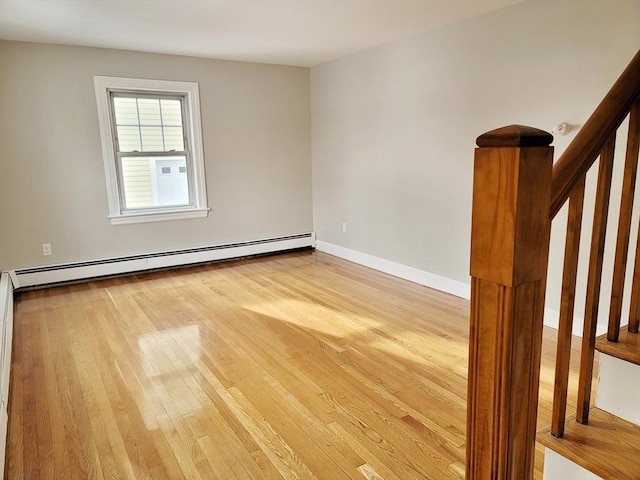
[121,155,190,209]
[140,126,164,151]
[116,126,142,151]
[160,100,184,150]
[121,157,154,209]
[137,98,162,126]
[113,97,139,124]
[163,126,184,150]
[160,99,182,125]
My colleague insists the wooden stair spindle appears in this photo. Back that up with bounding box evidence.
[607,99,640,341]
[467,125,553,480]
[576,135,616,424]
[629,221,640,333]
[551,178,586,438]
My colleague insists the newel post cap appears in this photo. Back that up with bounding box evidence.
[476,125,553,147]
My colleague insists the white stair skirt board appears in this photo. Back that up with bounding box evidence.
[596,353,640,425]
[543,449,603,480]
[10,233,315,289]
[315,241,471,299]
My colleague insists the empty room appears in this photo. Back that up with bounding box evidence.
[0,0,639,479]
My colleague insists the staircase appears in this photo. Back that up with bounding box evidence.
[466,49,640,479]
[537,332,640,479]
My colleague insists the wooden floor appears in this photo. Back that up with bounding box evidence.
[6,250,583,479]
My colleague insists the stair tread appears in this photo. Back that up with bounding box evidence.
[596,329,640,365]
[537,407,640,480]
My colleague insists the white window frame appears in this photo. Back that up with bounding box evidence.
[94,76,209,225]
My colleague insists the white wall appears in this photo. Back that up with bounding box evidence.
[0,41,312,270]
[311,0,640,323]
[1,1,639,323]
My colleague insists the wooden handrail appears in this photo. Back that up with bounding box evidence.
[550,49,640,219]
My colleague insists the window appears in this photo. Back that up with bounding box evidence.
[94,76,208,225]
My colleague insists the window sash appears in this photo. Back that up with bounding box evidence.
[108,91,195,212]
[116,152,195,212]
[108,91,190,154]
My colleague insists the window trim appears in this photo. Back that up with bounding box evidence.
[94,76,209,225]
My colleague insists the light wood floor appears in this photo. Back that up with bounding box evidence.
[6,250,584,479]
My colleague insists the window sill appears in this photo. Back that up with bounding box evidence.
[109,208,209,225]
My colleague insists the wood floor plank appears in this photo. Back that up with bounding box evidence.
[327,421,404,480]
[7,250,584,479]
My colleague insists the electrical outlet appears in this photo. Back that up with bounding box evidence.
[42,243,52,256]
[342,222,347,233]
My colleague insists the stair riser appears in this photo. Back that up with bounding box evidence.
[543,449,602,480]
[596,353,640,425]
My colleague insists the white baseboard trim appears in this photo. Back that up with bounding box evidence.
[543,308,607,337]
[315,241,607,336]
[10,233,315,289]
[0,273,15,478]
[315,240,471,299]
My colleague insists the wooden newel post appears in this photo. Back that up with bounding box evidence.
[466,125,554,479]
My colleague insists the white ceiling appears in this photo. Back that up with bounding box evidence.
[0,0,524,67]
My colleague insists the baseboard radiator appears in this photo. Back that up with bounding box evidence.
[10,233,315,289]
[0,273,14,478]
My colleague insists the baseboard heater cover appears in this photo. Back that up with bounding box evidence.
[11,233,315,289]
